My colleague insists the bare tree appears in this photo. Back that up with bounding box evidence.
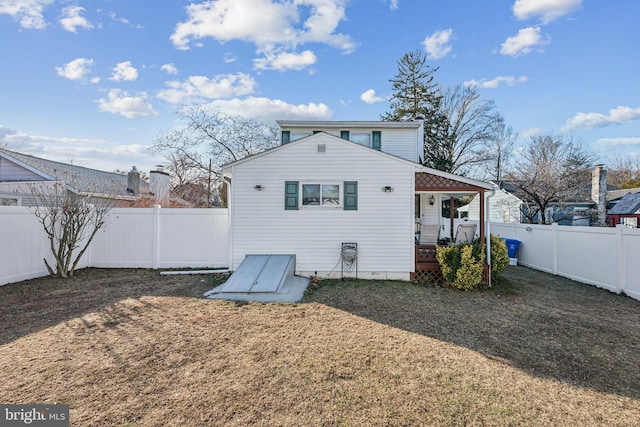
[605,154,640,189]
[29,180,113,278]
[430,85,505,176]
[153,106,279,193]
[479,120,517,182]
[507,134,596,224]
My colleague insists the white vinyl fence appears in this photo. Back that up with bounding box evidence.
[2,205,640,302]
[491,222,640,301]
[0,206,229,286]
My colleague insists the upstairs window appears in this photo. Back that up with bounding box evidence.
[350,133,371,146]
[292,132,312,141]
[347,131,381,150]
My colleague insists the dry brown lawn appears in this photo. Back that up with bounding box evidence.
[1,267,639,426]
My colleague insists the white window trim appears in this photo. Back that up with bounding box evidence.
[301,182,342,208]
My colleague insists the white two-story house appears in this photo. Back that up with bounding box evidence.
[221,120,493,282]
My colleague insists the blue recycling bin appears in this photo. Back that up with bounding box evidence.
[501,238,521,258]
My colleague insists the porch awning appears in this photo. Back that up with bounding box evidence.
[415,171,490,193]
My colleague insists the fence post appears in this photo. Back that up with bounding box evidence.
[615,224,625,294]
[551,223,559,275]
[153,205,161,269]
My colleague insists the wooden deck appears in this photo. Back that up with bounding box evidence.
[412,244,445,284]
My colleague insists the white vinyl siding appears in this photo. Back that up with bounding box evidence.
[228,133,416,279]
[466,186,522,223]
[278,126,419,162]
[0,157,43,181]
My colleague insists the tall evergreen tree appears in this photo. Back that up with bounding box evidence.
[382,50,448,165]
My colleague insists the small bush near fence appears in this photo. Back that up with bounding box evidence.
[436,235,508,291]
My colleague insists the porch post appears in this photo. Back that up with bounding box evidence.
[479,189,485,243]
[449,197,455,241]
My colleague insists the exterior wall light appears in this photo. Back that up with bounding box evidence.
[382,186,394,193]
[254,185,264,191]
[429,195,435,205]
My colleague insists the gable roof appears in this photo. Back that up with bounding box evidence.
[608,192,640,215]
[221,131,493,191]
[0,148,147,198]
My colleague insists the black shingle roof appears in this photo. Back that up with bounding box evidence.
[608,192,640,215]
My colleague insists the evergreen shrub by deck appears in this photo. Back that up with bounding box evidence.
[436,234,508,290]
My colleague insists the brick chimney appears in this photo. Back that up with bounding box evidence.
[591,164,607,224]
[127,166,140,196]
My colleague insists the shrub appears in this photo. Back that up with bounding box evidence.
[436,242,485,291]
[435,234,507,290]
[489,235,509,278]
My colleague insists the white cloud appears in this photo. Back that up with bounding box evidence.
[594,137,640,148]
[59,5,93,33]
[0,125,163,172]
[161,63,178,75]
[97,89,159,119]
[204,96,332,122]
[55,58,95,81]
[562,106,640,131]
[254,50,317,71]
[0,0,54,29]
[387,0,399,10]
[157,73,257,104]
[500,26,550,57]
[170,0,355,54]
[520,127,544,139]
[105,10,143,28]
[464,75,528,89]
[224,52,237,63]
[109,61,139,81]
[360,89,385,104]
[513,0,582,24]
[422,28,453,60]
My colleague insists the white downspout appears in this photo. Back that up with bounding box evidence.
[223,172,233,271]
[485,187,496,286]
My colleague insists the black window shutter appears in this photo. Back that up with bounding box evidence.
[284,181,298,210]
[344,181,358,210]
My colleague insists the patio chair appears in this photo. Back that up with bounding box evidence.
[453,223,477,245]
[419,224,441,246]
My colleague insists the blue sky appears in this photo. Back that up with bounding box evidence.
[1,0,639,174]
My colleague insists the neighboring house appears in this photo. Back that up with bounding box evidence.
[607,191,640,228]
[606,187,640,212]
[458,181,523,223]
[466,165,610,226]
[0,148,153,206]
[221,120,494,281]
